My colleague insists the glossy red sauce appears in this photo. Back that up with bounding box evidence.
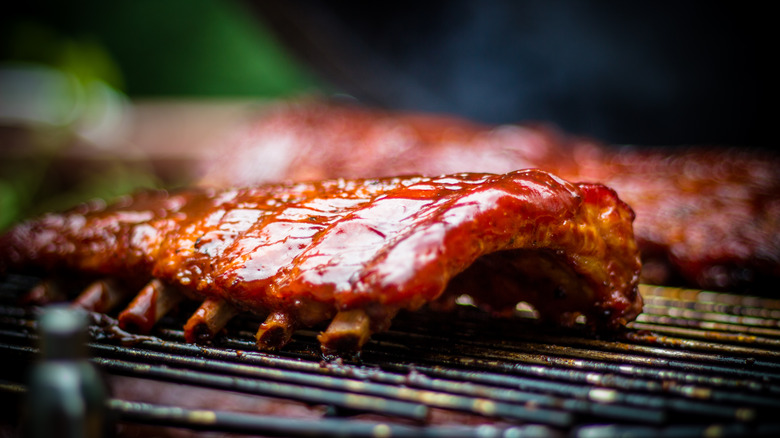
[1,169,642,329]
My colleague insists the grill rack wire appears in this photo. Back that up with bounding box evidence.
[2,276,780,438]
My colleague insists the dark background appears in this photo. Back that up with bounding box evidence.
[1,0,774,148]
[253,0,773,148]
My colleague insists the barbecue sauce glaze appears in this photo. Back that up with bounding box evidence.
[1,169,642,352]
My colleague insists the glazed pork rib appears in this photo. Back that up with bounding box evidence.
[200,101,779,292]
[1,169,642,354]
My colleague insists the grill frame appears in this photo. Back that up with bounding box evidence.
[2,278,780,437]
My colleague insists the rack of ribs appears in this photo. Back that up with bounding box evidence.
[1,169,642,354]
[199,100,779,293]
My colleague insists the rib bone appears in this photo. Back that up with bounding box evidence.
[72,279,128,313]
[118,279,183,333]
[20,280,65,305]
[318,309,372,355]
[183,298,238,343]
[255,311,296,350]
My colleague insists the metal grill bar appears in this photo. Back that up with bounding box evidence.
[152,333,657,424]
[628,321,780,350]
[92,343,574,426]
[148,331,669,424]
[3,281,780,437]
[107,398,524,438]
[639,286,780,309]
[364,316,780,385]
[639,302,780,327]
[0,382,558,438]
[575,423,780,438]
[0,341,432,423]
[175,320,780,405]
[635,311,780,339]
[360,345,763,422]
[385,307,780,366]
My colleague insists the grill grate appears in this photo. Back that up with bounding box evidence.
[2,278,780,437]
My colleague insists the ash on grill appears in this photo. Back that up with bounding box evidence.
[2,276,780,437]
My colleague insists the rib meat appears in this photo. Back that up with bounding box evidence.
[199,101,780,292]
[1,169,642,354]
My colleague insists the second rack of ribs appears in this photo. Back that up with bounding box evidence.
[0,169,642,354]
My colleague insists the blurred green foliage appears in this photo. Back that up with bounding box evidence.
[1,0,324,230]
[1,0,321,97]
